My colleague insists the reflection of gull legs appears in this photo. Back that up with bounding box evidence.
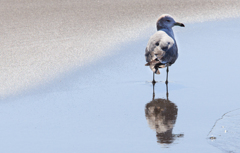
[152,68,169,100]
[152,82,155,101]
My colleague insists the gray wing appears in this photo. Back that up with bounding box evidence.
[145,31,177,73]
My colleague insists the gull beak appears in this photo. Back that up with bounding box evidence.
[174,22,185,27]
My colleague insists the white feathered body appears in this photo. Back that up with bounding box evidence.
[145,29,178,74]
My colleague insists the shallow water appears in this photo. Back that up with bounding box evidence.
[208,109,240,152]
[1,18,240,152]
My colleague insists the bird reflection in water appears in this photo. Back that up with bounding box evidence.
[145,82,183,145]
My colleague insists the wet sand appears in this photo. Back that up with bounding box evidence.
[1,0,240,97]
[1,18,240,152]
[2,0,240,152]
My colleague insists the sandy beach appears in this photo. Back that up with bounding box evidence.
[1,0,240,97]
[1,0,240,152]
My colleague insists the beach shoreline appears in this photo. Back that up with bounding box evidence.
[1,0,240,97]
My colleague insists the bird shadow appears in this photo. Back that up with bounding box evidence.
[145,82,184,146]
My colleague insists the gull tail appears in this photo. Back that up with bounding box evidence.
[150,65,160,74]
[145,59,159,66]
[145,60,161,74]
[145,64,160,74]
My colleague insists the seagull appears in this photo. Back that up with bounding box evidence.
[145,14,184,84]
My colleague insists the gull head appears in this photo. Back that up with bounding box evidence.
[156,14,185,30]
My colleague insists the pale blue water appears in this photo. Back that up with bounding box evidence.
[208,109,240,152]
[1,18,240,153]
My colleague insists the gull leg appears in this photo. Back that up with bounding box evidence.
[165,66,169,100]
[152,72,156,84]
[165,66,169,85]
